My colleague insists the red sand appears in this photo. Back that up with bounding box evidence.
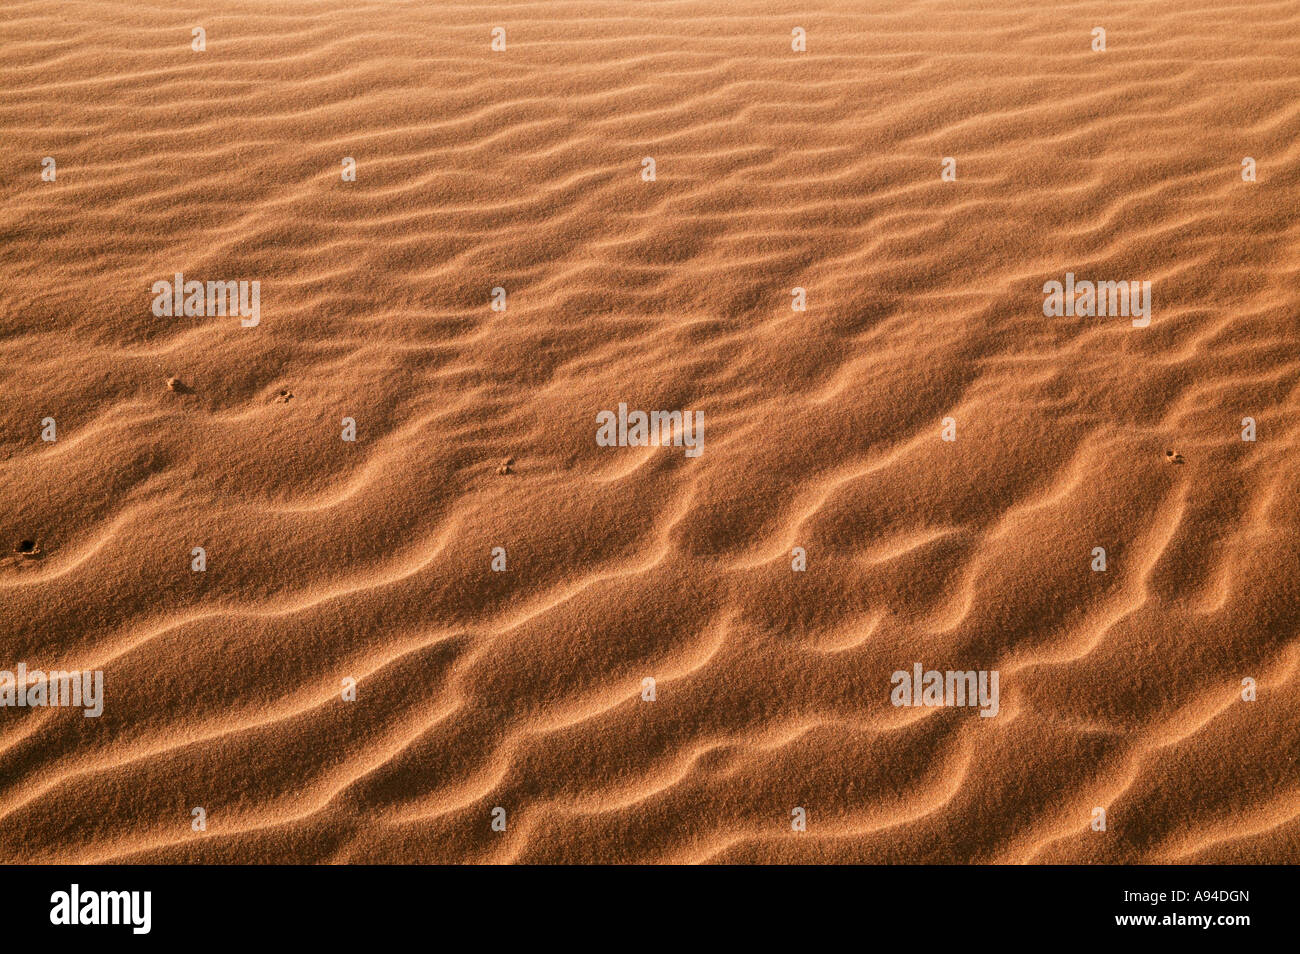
[0,0,1297,863]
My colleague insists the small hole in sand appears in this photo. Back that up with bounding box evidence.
[16,539,36,554]
[1165,450,1174,457]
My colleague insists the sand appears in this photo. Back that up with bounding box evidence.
[0,0,1297,864]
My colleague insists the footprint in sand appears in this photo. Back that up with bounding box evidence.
[275,389,294,403]
[496,456,515,475]
[1165,449,1186,465]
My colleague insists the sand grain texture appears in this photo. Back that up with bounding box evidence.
[1,0,1298,863]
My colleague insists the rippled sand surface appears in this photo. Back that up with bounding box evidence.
[1,0,1298,863]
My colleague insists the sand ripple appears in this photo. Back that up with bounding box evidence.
[1,0,1297,863]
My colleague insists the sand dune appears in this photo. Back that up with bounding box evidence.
[1,0,1298,864]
